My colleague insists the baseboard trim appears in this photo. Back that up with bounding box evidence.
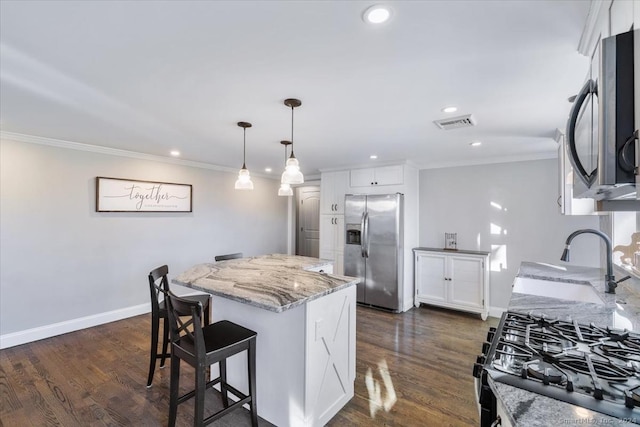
[488,306,508,319]
[0,303,150,349]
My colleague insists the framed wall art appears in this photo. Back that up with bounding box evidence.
[96,177,192,212]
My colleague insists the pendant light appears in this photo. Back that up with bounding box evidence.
[278,141,294,196]
[281,98,304,185]
[234,121,254,190]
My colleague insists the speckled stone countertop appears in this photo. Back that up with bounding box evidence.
[492,261,640,426]
[172,254,360,313]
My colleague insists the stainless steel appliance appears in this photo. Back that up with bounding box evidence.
[344,193,403,312]
[473,311,640,426]
[567,28,638,201]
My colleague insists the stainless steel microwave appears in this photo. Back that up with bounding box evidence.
[567,28,637,201]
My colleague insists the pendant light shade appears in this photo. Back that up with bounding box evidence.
[278,140,294,196]
[281,98,304,185]
[278,182,293,197]
[234,121,254,190]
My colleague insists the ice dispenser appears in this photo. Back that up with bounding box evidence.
[346,225,361,245]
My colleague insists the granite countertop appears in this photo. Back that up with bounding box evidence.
[172,253,360,313]
[492,261,640,426]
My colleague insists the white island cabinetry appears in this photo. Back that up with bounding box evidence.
[173,254,359,427]
[414,248,489,320]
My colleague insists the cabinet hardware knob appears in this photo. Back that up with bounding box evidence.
[375,182,378,185]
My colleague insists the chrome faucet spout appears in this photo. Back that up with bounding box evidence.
[561,229,617,293]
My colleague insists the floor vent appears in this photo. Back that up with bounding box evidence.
[433,114,477,130]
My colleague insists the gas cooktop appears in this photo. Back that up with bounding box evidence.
[478,311,640,422]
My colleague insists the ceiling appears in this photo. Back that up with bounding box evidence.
[0,0,592,177]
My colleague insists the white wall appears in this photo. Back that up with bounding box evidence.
[0,137,287,342]
[419,159,601,311]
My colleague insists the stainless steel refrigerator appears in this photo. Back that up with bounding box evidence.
[344,193,404,312]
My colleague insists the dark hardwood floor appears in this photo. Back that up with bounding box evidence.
[0,305,497,426]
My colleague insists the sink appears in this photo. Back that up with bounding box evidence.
[512,277,604,305]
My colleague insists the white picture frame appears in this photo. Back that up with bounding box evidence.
[96,177,192,212]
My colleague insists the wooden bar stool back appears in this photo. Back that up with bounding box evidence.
[166,291,258,427]
[146,265,211,388]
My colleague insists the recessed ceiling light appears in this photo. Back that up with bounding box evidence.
[470,141,482,147]
[265,167,272,173]
[442,106,458,113]
[170,150,180,156]
[363,5,392,24]
[370,155,378,159]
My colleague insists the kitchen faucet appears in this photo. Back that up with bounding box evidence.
[560,229,630,294]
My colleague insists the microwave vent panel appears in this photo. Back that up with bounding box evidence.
[433,114,477,130]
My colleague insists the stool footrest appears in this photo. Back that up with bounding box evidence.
[203,396,252,426]
[177,377,222,404]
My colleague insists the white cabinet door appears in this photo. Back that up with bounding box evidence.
[350,165,404,187]
[334,251,344,276]
[335,215,344,250]
[415,249,488,319]
[449,255,484,309]
[415,252,447,303]
[321,173,336,214]
[320,214,344,275]
[556,132,596,215]
[321,171,350,214]
[374,165,403,186]
[610,0,633,37]
[333,171,349,214]
[320,215,336,254]
[349,168,375,187]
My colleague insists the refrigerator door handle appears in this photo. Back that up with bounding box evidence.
[360,212,366,258]
[363,211,370,258]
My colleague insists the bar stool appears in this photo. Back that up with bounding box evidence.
[214,253,243,261]
[166,291,258,427]
[147,265,211,388]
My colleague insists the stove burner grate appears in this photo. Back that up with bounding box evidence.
[484,311,640,421]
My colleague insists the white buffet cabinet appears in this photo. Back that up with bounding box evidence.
[414,247,489,320]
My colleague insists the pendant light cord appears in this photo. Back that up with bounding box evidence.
[242,127,247,169]
[290,106,295,158]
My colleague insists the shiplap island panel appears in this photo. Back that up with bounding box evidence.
[173,254,360,427]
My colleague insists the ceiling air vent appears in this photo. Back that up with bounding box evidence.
[433,114,477,130]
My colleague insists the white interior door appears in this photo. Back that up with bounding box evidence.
[297,186,320,257]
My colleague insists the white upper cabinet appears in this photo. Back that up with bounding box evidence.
[320,171,350,215]
[350,165,404,187]
[556,131,596,215]
[610,0,634,36]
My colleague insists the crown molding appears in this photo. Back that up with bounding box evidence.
[0,131,281,179]
[417,151,558,170]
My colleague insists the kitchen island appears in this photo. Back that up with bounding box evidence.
[173,254,360,427]
[490,262,640,426]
